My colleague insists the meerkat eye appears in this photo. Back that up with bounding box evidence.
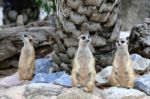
[121,41,125,43]
[81,36,86,40]
[117,40,119,43]
[24,34,28,37]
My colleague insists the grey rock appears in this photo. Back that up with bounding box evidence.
[61,19,76,33]
[0,72,21,88]
[105,8,118,27]
[129,21,150,58]
[25,83,66,99]
[82,22,102,32]
[64,38,78,47]
[58,53,71,64]
[135,75,150,95]
[67,47,77,58]
[60,63,70,73]
[131,54,150,74]
[77,6,92,16]
[34,58,53,74]
[8,10,18,21]
[69,11,87,25]
[67,0,83,10]
[0,95,11,99]
[85,0,102,7]
[58,87,102,99]
[91,35,106,47]
[102,87,147,99]
[96,66,112,86]
[90,13,110,22]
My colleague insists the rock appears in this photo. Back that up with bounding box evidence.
[82,22,102,32]
[64,38,78,47]
[99,3,114,13]
[131,54,150,74]
[7,10,18,21]
[135,75,150,95]
[85,0,102,7]
[31,71,66,83]
[34,58,53,74]
[0,72,21,88]
[60,63,70,72]
[24,83,66,99]
[91,35,106,47]
[72,30,81,38]
[102,87,147,99]
[96,66,112,86]
[129,20,150,58]
[0,95,12,99]
[66,0,83,10]
[69,11,87,25]
[57,88,102,99]
[105,8,118,28]
[67,47,77,58]
[0,84,26,99]
[61,19,76,33]
[90,13,110,22]
[54,74,72,87]
[77,6,92,16]
[16,15,24,26]
[58,53,71,64]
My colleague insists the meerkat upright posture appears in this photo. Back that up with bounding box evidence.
[109,38,135,88]
[18,34,35,80]
[71,34,96,92]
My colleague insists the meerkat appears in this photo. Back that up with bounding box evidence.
[109,38,135,88]
[71,34,96,92]
[18,34,35,80]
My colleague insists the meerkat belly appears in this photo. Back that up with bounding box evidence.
[78,56,91,81]
[116,56,129,83]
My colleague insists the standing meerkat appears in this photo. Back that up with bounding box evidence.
[18,34,35,80]
[109,38,135,88]
[71,34,96,92]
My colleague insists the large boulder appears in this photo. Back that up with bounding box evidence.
[102,87,147,99]
[57,87,103,99]
[96,66,112,86]
[129,18,150,59]
[135,74,150,95]
[24,83,67,99]
[131,54,150,74]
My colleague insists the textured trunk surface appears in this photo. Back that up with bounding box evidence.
[53,0,121,72]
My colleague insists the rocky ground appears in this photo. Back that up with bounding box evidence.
[0,54,150,99]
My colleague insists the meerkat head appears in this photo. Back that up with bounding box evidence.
[79,34,91,47]
[116,38,128,49]
[23,34,33,44]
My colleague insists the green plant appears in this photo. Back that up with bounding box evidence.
[35,0,56,13]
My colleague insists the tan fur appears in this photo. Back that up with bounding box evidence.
[109,38,135,88]
[18,35,35,80]
[71,35,96,92]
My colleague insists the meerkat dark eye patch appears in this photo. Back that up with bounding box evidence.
[121,41,125,43]
[24,34,28,37]
[81,36,86,40]
[117,40,119,43]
